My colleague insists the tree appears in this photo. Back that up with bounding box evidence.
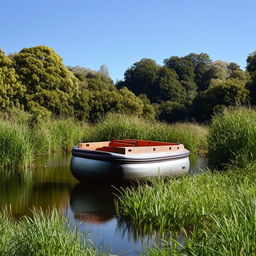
[192,78,249,121]
[246,51,256,104]
[246,51,256,72]
[164,56,197,102]
[184,53,212,91]
[158,101,186,123]
[156,67,186,103]
[0,49,26,111]
[122,58,160,99]
[13,46,79,116]
[99,64,109,77]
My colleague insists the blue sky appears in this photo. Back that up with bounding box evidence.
[1,0,256,81]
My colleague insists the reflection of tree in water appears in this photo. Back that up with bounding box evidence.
[116,217,186,247]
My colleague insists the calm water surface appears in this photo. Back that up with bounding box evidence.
[0,153,208,255]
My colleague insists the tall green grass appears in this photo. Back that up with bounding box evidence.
[0,112,207,168]
[145,195,256,256]
[208,107,256,169]
[116,164,256,255]
[116,166,256,232]
[0,209,102,256]
[0,116,93,168]
[0,121,33,168]
[92,113,207,154]
[47,119,92,152]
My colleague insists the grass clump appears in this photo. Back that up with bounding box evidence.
[91,113,151,141]
[92,113,207,154]
[148,122,208,154]
[0,121,33,168]
[145,195,256,256]
[49,119,91,152]
[0,112,207,167]
[0,209,102,256]
[116,164,256,255]
[208,107,256,169]
[116,166,255,234]
[0,116,92,167]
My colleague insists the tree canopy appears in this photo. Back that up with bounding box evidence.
[0,49,25,111]
[0,45,254,124]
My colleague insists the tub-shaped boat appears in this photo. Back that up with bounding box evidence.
[70,139,190,183]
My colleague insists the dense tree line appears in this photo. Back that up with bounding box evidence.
[0,46,155,122]
[118,52,254,122]
[0,45,256,123]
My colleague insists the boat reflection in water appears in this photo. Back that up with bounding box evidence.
[70,183,116,224]
[69,182,183,255]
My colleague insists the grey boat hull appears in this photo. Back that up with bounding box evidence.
[70,147,190,182]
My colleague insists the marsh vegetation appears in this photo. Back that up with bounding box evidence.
[0,108,256,255]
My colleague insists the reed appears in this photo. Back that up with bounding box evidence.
[204,197,256,256]
[117,164,256,255]
[116,167,256,232]
[49,119,91,152]
[0,121,33,168]
[92,113,207,154]
[0,210,13,255]
[144,194,256,256]
[208,107,256,169]
[0,209,102,256]
[0,112,207,168]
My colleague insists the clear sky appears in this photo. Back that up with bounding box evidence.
[1,0,256,81]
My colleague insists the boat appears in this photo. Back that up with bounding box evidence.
[70,139,190,183]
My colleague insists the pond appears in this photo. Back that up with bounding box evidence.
[0,153,208,255]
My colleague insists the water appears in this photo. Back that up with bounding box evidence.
[0,153,207,255]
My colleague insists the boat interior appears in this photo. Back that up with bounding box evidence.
[78,139,184,155]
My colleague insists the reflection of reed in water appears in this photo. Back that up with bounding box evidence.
[116,217,186,246]
[27,182,72,214]
[33,153,76,183]
[0,169,33,217]
[70,183,116,224]
[0,153,74,218]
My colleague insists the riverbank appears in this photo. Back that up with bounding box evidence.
[0,112,207,168]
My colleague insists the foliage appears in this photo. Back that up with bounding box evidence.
[91,113,207,154]
[192,78,250,121]
[156,67,186,103]
[184,52,212,91]
[0,49,26,111]
[0,210,101,256]
[157,101,187,123]
[0,120,33,168]
[122,58,160,98]
[13,46,79,117]
[117,167,256,255]
[164,56,197,102]
[1,45,254,123]
[246,51,256,105]
[208,107,256,169]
